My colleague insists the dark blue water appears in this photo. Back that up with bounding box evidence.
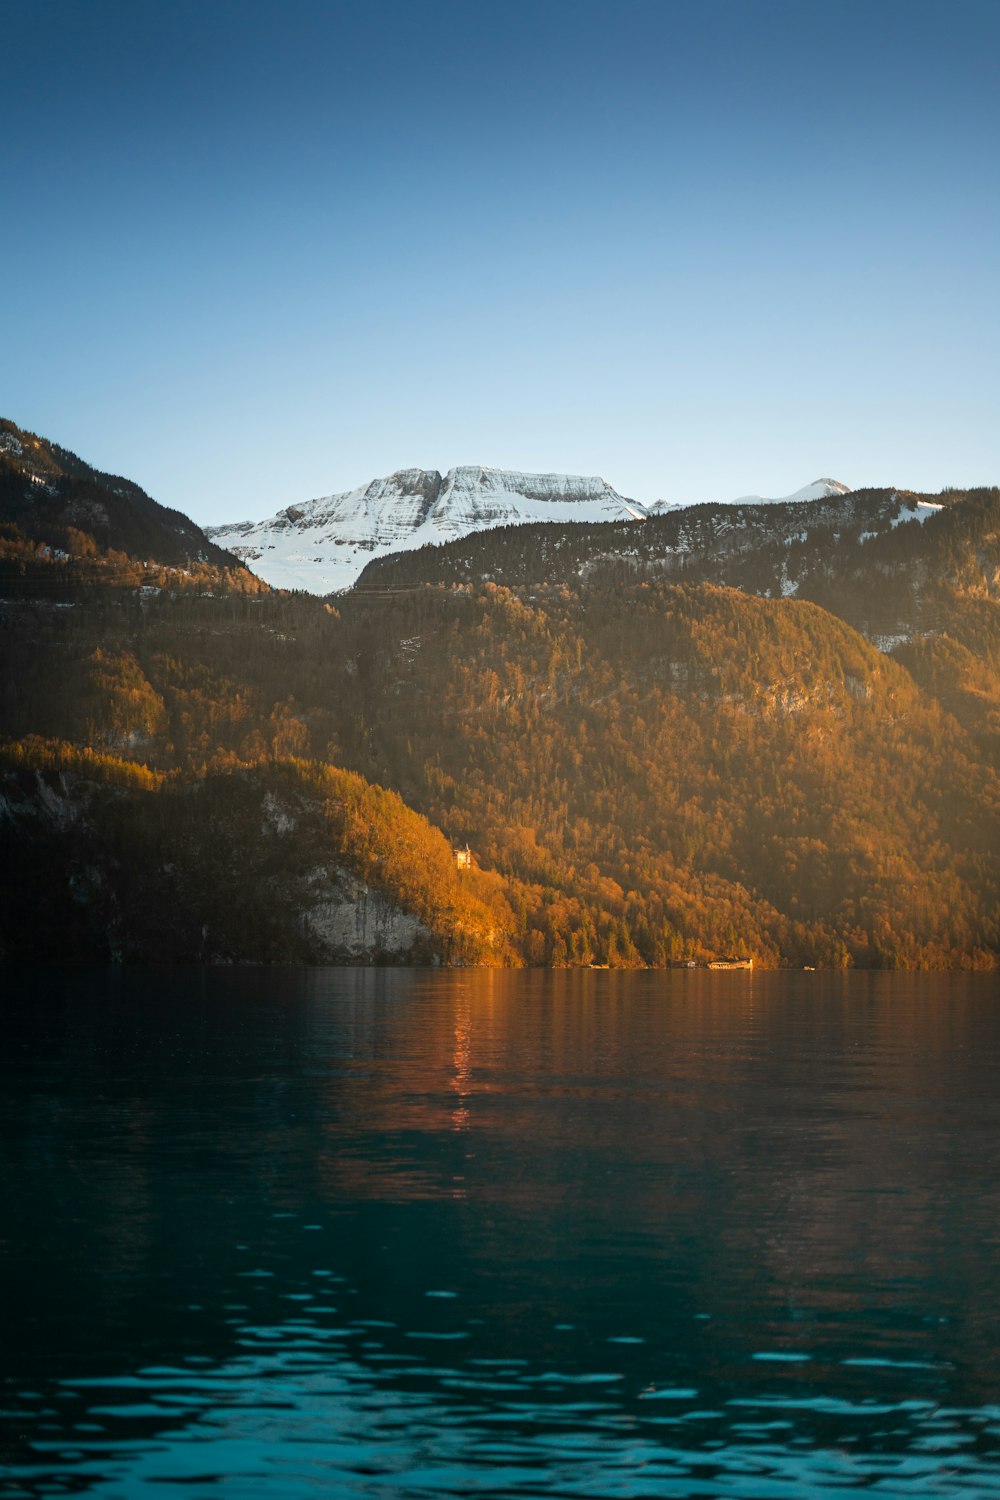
[2,968,999,1497]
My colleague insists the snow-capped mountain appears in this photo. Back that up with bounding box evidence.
[206,466,649,593]
[726,478,852,506]
[207,466,855,595]
[644,479,851,516]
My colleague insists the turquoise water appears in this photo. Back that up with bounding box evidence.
[2,968,999,1496]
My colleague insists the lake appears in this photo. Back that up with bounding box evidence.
[2,968,999,1497]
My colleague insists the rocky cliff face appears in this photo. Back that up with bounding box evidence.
[207,466,649,593]
[301,867,431,959]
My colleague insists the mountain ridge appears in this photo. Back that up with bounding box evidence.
[2,418,998,969]
[0,417,244,572]
[206,465,650,593]
[207,465,853,594]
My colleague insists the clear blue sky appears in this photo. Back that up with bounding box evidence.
[4,0,997,523]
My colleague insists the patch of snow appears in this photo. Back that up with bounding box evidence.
[890,499,943,527]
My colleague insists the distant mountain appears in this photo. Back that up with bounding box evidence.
[208,468,856,594]
[206,466,650,593]
[644,479,852,516]
[727,477,852,505]
[0,418,241,570]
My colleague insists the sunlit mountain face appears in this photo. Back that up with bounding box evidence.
[2,418,998,969]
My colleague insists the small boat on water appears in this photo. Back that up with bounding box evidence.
[706,957,753,970]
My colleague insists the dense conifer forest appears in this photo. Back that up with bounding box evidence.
[2,419,998,968]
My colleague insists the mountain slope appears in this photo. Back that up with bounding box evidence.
[0,417,242,570]
[356,483,967,648]
[0,750,514,966]
[2,422,996,968]
[206,466,650,592]
[4,548,998,967]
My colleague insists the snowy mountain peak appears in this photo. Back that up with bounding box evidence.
[206,466,854,595]
[207,466,646,594]
[730,478,852,505]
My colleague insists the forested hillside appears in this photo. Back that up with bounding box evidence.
[0,417,244,571]
[3,445,999,967]
[358,484,1000,653]
[0,746,513,966]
